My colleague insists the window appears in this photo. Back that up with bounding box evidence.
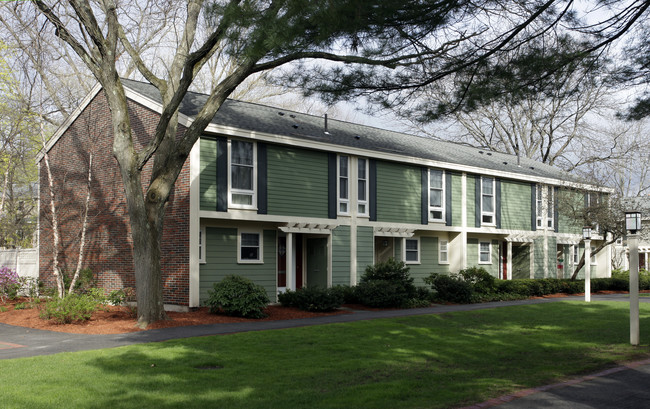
[536,185,554,229]
[586,192,601,233]
[230,140,256,208]
[358,158,368,215]
[199,227,206,264]
[405,238,420,263]
[547,187,554,229]
[573,246,579,264]
[481,177,495,225]
[479,241,491,264]
[429,169,444,221]
[238,231,263,263]
[338,155,349,214]
[439,239,449,264]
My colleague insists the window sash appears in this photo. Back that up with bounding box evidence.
[358,158,368,215]
[479,242,491,263]
[229,140,255,208]
[429,169,444,221]
[239,232,262,262]
[439,239,449,264]
[405,238,419,263]
[481,177,495,224]
[338,156,349,214]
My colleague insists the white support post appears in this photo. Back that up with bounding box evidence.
[584,240,591,302]
[507,241,513,280]
[629,233,640,346]
[286,233,294,291]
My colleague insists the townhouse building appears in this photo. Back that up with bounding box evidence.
[38,79,612,309]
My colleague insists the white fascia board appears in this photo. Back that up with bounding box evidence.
[35,83,103,163]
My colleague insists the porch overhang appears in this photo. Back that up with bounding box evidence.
[279,222,336,234]
[505,235,534,243]
[373,227,415,238]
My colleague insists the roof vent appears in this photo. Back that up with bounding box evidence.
[354,135,361,140]
[487,152,492,156]
[529,166,535,170]
[289,114,296,119]
[278,112,285,116]
[292,124,299,129]
[478,150,484,154]
[503,161,508,165]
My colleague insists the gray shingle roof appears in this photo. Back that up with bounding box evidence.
[122,78,580,183]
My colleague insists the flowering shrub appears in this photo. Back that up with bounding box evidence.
[0,266,20,303]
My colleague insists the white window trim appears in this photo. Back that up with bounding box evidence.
[337,155,350,216]
[237,230,264,264]
[478,241,492,264]
[429,169,445,222]
[199,227,206,264]
[357,158,369,217]
[546,186,554,229]
[537,185,554,230]
[481,177,495,226]
[439,239,449,264]
[228,139,257,210]
[404,237,421,264]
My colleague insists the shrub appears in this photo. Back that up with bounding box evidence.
[205,275,270,318]
[355,258,419,308]
[330,285,359,304]
[0,266,20,302]
[278,286,343,312]
[424,273,474,304]
[39,294,99,324]
[458,267,496,294]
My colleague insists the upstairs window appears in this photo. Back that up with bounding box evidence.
[230,140,256,208]
[481,177,495,225]
[358,158,368,216]
[338,156,349,215]
[536,185,554,229]
[429,169,444,221]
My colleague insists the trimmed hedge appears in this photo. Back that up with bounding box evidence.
[205,275,270,318]
[355,258,422,308]
[278,286,343,312]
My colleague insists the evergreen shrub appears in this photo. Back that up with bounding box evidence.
[206,275,270,318]
[278,286,343,312]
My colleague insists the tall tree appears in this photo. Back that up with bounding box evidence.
[23,0,650,325]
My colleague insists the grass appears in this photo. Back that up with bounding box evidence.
[1,301,650,409]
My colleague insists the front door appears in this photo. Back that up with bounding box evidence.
[501,241,508,280]
[306,237,328,287]
[374,237,394,264]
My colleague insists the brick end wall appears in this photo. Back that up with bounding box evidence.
[39,91,191,305]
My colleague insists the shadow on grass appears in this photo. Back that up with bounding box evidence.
[69,302,650,409]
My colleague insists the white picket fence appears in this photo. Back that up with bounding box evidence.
[0,248,38,279]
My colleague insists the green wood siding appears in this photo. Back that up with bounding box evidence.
[199,228,277,303]
[501,180,532,230]
[407,236,450,285]
[451,174,462,226]
[200,138,218,210]
[512,244,530,279]
[467,176,476,227]
[558,189,583,234]
[467,238,498,277]
[267,145,329,218]
[467,238,478,268]
[332,226,350,286]
[376,161,421,224]
[357,226,374,282]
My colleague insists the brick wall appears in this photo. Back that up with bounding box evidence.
[39,90,191,305]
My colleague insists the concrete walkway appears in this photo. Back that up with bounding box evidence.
[2,293,650,408]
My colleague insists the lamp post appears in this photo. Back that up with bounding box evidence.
[583,227,592,302]
[626,212,642,346]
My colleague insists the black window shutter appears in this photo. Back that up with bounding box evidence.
[445,172,452,226]
[257,142,267,214]
[495,178,501,229]
[369,159,377,221]
[531,183,537,231]
[554,186,559,233]
[216,137,228,212]
[421,167,428,225]
[475,175,481,227]
[328,153,337,219]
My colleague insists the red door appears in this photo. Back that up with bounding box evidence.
[501,242,508,280]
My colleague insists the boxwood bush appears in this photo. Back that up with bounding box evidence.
[205,275,270,318]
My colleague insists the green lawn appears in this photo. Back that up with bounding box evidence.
[2,301,650,409]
